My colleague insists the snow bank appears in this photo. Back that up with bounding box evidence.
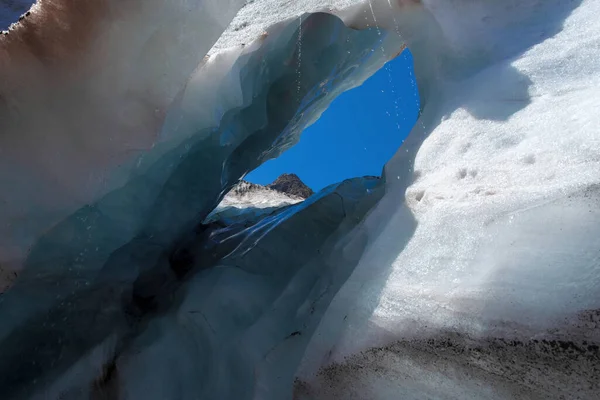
[298,0,600,398]
[210,0,362,53]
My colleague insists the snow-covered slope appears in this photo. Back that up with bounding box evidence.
[218,180,304,210]
[205,180,304,224]
[209,0,363,54]
[296,0,600,398]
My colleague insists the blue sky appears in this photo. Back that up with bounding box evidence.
[246,50,420,192]
[0,2,32,30]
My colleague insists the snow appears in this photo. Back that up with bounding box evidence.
[215,181,304,210]
[205,181,304,224]
[210,0,362,53]
[297,0,600,398]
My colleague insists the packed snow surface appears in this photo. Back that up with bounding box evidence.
[297,0,600,398]
[211,0,363,53]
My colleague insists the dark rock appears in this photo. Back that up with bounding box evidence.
[267,173,314,199]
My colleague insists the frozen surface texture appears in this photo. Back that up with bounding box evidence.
[0,0,598,399]
[298,0,600,399]
[210,0,363,53]
[0,0,247,270]
[0,6,396,399]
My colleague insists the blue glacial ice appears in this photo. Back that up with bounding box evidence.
[0,8,398,399]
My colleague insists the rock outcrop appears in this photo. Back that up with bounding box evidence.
[267,173,314,199]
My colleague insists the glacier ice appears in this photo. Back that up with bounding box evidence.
[0,0,247,273]
[297,0,600,398]
[0,5,397,399]
[0,0,599,399]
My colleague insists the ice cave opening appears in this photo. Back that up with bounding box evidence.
[244,49,420,192]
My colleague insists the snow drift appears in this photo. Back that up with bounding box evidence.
[297,1,600,399]
[0,0,598,399]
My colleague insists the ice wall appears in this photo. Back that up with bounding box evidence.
[298,0,600,398]
[0,7,401,399]
[112,177,384,400]
[0,0,246,272]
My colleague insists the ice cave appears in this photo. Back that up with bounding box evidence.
[0,0,598,399]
